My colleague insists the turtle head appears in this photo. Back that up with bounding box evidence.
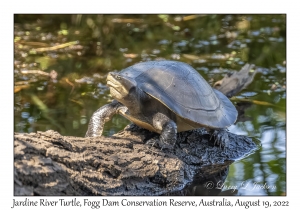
[106,72,138,103]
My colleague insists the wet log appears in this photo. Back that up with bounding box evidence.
[14,125,257,196]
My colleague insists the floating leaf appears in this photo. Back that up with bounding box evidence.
[123,53,138,58]
[14,85,30,93]
[182,54,200,60]
[183,15,204,21]
[111,18,144,23]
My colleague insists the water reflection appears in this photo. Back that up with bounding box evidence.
[183,167,233,196]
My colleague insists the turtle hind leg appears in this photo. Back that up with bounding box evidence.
[210,129,229,149]
[85,100,126,137]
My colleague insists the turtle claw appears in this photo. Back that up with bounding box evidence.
[211,129,229,150]
[146,138,160,148]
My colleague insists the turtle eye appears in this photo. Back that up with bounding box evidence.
[116,75,121,80]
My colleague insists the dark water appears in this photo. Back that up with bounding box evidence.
[14,14,286,195]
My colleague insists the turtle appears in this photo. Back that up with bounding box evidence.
[85,60,238,149]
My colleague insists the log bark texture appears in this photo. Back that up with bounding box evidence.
[14,125,257,196]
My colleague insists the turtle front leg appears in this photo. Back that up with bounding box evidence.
[148,113,177,149]
[210,129,229,149]
[85,100,127,137]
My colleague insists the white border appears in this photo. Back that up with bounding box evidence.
[3,0,296,209]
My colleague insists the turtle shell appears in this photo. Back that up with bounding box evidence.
[119,60,237,129]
